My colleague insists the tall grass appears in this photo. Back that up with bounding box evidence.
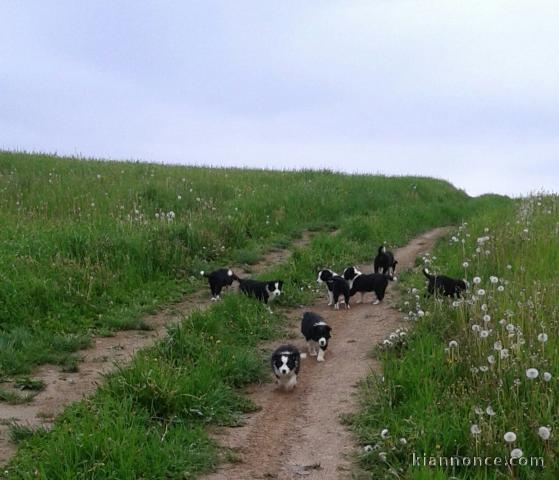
[0,150,477,375]
[351,194,558,479]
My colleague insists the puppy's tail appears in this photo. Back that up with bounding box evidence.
[200,270,209,277]
[422,268,432,280]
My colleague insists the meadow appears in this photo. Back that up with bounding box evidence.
[352,195,558,479]
[0,151,512,478]
[0,150,474,376]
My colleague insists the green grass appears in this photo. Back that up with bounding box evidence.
[1,150,478,376]
[351,194,558,479]
[1,150,512,478]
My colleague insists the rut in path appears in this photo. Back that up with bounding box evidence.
[0,232,315,466]
[203,227,451,480]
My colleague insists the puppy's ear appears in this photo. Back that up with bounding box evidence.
[326,325,332,333]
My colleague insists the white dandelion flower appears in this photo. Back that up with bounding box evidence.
[379,452,387,462]
[483,314,491,322]
[543,372,552,382]
[449,340,458,348]
[494,341,503,351]
[474,406,483,415]
[363,444,373,452]
[399,438,407,445]
[486,406,496,416]
[487,355,495,364]
[471,324,481,332]
[510,448,523,459]
[471,424,481,435]
[507,264,512,270]
[537,333,548,343]
[504,432,517,443]
[462,261,469,268]
[490,276,499,284]
[381,428,389,439]
[473,277,482,284]
[417,310,425,317]
[480,366,489,372]
[497,285,505,292]
[477,289,486,296]
[526,368,539,380]
[480,330,489,339]
[538,427,551,440]
[500,349,509,359]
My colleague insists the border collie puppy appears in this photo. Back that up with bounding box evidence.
[301,312,332,362]
[271,344,301,390]
[342,266,363,289]
[423,269,468,298]
[316,269,350,310]
[347,272,393,304]
[239,279,283,310]
[200,268,239,301]
[374,245,398,277]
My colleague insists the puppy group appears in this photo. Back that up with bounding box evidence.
[317,244,398,309]
[271,312,331,390]
[200,268,283,312]
[269,245,398,390]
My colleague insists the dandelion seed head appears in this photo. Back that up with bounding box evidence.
[504,432,517,443]
[470,424,481,435]
[538,426,551,440]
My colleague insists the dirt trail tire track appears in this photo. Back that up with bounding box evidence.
[203,227,451,480]
[0,232,314,466]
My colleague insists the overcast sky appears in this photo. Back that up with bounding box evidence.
[2,1,558,196]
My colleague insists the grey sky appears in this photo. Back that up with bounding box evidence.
[1,1,558,196]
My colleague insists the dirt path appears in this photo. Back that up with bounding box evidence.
[0,232,315,466]
[203,227,450,480]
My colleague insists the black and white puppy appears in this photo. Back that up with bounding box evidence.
[301,312,332,362]
[374,245,398,277]
[342,266,363,289]
[239,279,283,310]
[200,268,239,301]
[346,271,393,304]
[316,269,350,310]
[271,344,301,390]
[423,269,468,298]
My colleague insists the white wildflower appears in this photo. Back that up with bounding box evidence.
[470,424,481,435]
[538,427,551,440]
[504,432,517,443]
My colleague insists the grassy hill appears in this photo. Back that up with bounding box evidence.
[0,150,517,479]
[0,150,483,376]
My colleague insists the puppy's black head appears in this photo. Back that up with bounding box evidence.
[456,279,468,292]
[271,346,300,376]
[317,269,335,284]
[342,266,362,281]
[314,322,332,349]
[266,280,283,299]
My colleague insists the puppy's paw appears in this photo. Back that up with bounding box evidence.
[372,300,380,305]
[300,352,308,359]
